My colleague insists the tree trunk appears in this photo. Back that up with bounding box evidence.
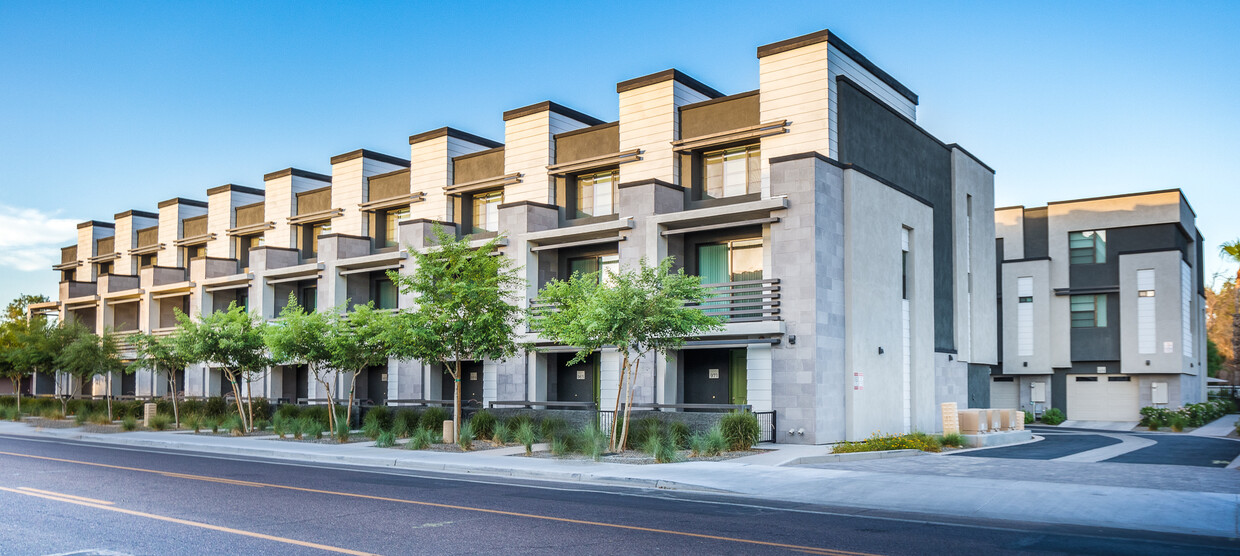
[609,352,628,451]
[453,360,462,444]
[106,372,113,421]
[245,376,255,433]
[344,370,361,440]
[315,371,337,434]
[228,371,246,432]
[618,358,639,452]
[167,369,180,429]
[11,378,19,414]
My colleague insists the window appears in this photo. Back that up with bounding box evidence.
[237,234,264,270]
[139,254,156,268]
[302,221,331,258]
[472,191,502,233]
[184,244,204,263]
[697,238,762,283]
[299,285,317,313]
[901,228,910,300]
[379,208,410,248]
[62,270,75,282]
[371,276,398,310]
[96,262,112,277]
[568,254,619,283]
[1069,230,1106,264]
[702,145,760,199]
[1070,294,1108,328]
[574,170,618,218]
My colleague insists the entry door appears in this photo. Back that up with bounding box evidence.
[683,349,731,405]
[557,353,599,405]
[1066,375,1139,421]
[990,377,1018,409]
[728,349,747,406]
[442,362,483,404]
[366,366,388,404]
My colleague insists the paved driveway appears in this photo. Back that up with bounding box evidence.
[953,426,1240,468]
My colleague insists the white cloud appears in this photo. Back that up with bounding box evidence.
[0,205,78,272]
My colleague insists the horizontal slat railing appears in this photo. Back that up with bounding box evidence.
[529,278,781,325]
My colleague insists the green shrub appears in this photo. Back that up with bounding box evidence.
[207,417,221,434]
[626,416,660,449]
[392,409,420,438]
[940,432,967,448]
[221,415,245,436]
[407,428,435,450]
[275,404,302,420]
[301,406,330,428]
[1147,420,1159,431]
[121,416,138,431]
[515,421,537,455]
[179,399,204,417]
[504,414,533,431]
[149,414,172,431]
[550,436,571,456]
[362,418,383,440]
[1024,411,1034,424]
[1169,414,1187,432]
[204,396,228,418]
[272,416,289,438]
[667,421,691,450]
[249,398,272,422]
[576,425,608,461]
[469,410,497,440]
[292,417,309,439]
[641,432,681,463]
[363,406,392,432]
[1,406,19,421]
[832,432,942,454]
[89,412,114,426]
[253,418,269,432]
[74,410,90,426]
[719,412,760,451]
[690,427,727,457]
[419,407,449,431]
[458,421,475,451]
[40,406,65,420]
[540,417,568,440]
[375,430,396,448]
[1040,408,1065,426]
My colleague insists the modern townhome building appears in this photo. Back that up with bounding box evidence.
[989,190,1207,422]
[41,28,996,444]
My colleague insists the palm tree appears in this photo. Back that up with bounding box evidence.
[1222,241,1240,376]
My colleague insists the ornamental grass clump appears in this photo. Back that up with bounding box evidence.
[304,419,324,440]
[490,421,511,445]
[185,413,203,433]
[121,416,138,431]
[392,409,419,438]
[362,417,383,440]
[335,419,351,443]
[641,432,681,463]
[407,428,436,450]
[149,414,172,431]
[375,430,396,448]
[719,412,760,452]
[222,415,245,436]
[419,407,449,432]
[469,410,497,440]
[939,432,967,448]
[689,427,727,457]
[576,425,608,461]
[515,420,538,455]
[89,412,114,426]
[457,421,475,451]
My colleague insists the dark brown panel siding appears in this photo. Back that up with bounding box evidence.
[453,149,505,184]
[182,215,208,237]
[296,187,332,215]
[96,237,115,255]
[680,93,760,140]
[136,226,159,247]
[235,203,265,228]
[62,246,77,263]
[555,124,619,164]
[369,169,411,201]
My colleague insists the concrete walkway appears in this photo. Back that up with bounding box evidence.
[1189,414,1240,438]
[0,421,1236,539]
[1058,420,1139,431]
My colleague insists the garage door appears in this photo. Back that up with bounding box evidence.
[991,377,1018,409]
[1066,375,1139,421]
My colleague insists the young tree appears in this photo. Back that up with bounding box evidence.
[325,303,401,433]
[1221,240,1240,376]
[530,258,723,452]
[174,304,270,432]
[2,294,50,323]
[390,226,524,443]
[4,315,59,413]
[55,327,125,420]
[129,331,190,428]
[265,297,340,433]
[0,321,23,407]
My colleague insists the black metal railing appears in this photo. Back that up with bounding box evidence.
[691,279,781,322]
[754,411,776,443]
[488,400,598,410]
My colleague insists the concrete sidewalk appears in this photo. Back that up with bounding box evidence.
[1,421,1236,539]
[1189,414,1240,438]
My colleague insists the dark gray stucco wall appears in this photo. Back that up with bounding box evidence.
[1069,223,1184,290]
[967,364,990,408]
[1022,207,1048,259]
[1069,292,1120,361]
[835,78,955,352]
[1051,370,1067,413]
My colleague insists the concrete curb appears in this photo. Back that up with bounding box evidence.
[782,449,924,466]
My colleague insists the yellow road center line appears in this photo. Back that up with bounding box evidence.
[0,449,877,556]
[0,486,377,556]
[17,486,115,505]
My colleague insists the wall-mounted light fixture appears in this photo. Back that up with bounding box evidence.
[878,347,884,355]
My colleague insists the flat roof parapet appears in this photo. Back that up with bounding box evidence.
[502,101,604,125]
[408,127,503,148]
[616,69,723,99]
[329,149,410,167]
[263,168,331,183]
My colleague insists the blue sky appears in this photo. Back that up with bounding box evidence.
[1,1,1238,304]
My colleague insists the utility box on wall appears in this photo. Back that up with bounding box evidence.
[1030,382,1046,403]
[1152,382,1168,405]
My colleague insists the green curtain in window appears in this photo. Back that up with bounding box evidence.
[729,349,747,406]
[698,244,729,314]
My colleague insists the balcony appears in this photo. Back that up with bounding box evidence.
[691,279,781,322]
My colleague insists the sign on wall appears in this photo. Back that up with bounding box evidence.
[853,372,864,390]
[708,369,719,379]
[577,370,586,380]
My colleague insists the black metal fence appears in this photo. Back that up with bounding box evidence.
[754,411,776,443]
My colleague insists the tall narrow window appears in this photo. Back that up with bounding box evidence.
[568,254,619,284]
[1017,277,1033,356]
[1137,269,1156,354]
[303,221,331,258]
[574,170,618,218]
[702,145,760,199]
[1069,230,1106,264]
[472,191,503,233]
[1181,261,1192,359]
[237,234,264,270]
[901,228,911,300]
[1070,294,1108,328]
[372,276,398,310]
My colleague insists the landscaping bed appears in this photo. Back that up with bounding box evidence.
[523,448,759,464]
[830,432,967,454]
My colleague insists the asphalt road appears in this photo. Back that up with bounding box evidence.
[954,427,1240,467]
[0,435,1234,556]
